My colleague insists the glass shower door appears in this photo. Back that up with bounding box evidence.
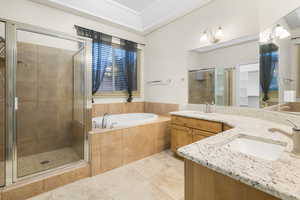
[215,67,226,105]
[0,21,6,186]
[15,29,86,179]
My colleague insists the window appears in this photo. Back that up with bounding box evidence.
[93,43,140,97]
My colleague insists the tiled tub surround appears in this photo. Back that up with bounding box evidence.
[92,102,179,117]
[173,111,300,200]
[89,116,171,176]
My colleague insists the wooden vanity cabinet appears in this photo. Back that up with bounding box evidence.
[192,129,213,142]
[171,116,224,155]
[185,159,279,200]
[171,125,193,152]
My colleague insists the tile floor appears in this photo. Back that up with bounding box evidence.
[18,147,80,178]
[30,150,184,200]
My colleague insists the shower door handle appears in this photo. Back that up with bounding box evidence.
[15,97,18,111]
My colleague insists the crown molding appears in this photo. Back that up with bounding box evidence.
[30,0,213,35]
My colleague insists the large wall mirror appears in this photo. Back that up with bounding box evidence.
[188,37,260,108]
[188,7,300,115]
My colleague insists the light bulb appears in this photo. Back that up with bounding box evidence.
[215,27,223,39]
[275,24,284,38]
[260,31,271,43]
[279,29,291,39]
[200,31,208,42]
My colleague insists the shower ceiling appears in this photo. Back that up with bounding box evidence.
[30,0,212,34]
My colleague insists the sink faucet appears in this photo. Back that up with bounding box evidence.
[269,119,300,155]
[102,113,110,129]
[204,101,214,113]
[287,120,300,154]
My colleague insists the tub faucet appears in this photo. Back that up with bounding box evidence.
[102,113,110,129]
[269,119,300,155]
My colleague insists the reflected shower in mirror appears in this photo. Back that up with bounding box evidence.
[188,36,260,108]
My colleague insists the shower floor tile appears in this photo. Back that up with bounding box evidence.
[18,147,80,178]
[30,150,184,200]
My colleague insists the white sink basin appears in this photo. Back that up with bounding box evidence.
[225,135,286,161]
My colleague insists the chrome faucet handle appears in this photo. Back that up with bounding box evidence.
[110,122,117,129]
[102,113,110,128]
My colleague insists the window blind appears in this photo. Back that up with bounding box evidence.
[98,45,138,93]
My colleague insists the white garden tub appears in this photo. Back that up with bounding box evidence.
[92,113,158,129]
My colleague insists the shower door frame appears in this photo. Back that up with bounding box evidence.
[3,18,92,185]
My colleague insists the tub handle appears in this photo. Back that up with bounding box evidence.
[110,122,118,129]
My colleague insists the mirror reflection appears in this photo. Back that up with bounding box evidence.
[188,7,300,115]
[188,38,259,108]
[260,7,300,115]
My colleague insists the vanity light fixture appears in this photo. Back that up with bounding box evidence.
[200,31,208,42]
[260,25,291,43]
[275,24,291,39]
[200,27,223,44]
[215,27,224,38]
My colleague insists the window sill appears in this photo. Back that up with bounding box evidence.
[93,91,141,99]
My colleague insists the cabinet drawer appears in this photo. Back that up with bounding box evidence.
[192,129,214,137]
[171,116,190,127]
[172,116,222,133]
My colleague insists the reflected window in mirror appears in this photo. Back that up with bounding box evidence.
[259,43,279,108]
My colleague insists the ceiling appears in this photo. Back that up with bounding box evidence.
[285,7,300,30]
[111,0,158,12]
[30,0,212,34]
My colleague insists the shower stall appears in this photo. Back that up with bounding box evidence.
[0,19,92,186]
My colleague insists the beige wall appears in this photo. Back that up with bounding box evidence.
[144,0,260,105]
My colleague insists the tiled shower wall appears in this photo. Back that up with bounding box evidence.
[0,56,5,187]
[0,58,4,162]
[92,102,179,117]
[16,42,75,157]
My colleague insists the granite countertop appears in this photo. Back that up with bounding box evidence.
[171,111,300,200]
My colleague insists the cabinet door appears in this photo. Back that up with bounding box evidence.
[192,133,206,142]
[171,125,192,153]
[192,129,208,142]
[223,124,233,131]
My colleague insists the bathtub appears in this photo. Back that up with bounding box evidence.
[92,113,159,129]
